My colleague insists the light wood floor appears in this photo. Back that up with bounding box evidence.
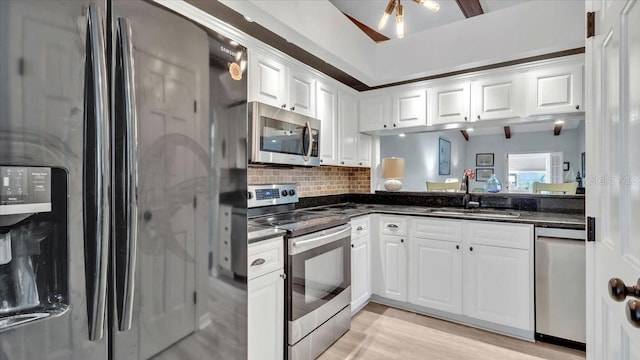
[319,303,586,360]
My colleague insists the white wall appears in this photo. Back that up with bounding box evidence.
[380,131,467,191]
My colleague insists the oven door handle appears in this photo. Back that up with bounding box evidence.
[292,226,351,248]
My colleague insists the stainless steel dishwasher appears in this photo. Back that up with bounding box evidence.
[535,227,586,349]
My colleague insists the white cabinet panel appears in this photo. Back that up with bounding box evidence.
[463,243,532,331]
[338,91,359,166]
[357,133,372,167]
[316,81,338,165]
[288,68,315,117]
[248,269,284,360]
[527,64,583,115]
[393,89,427,128]
[359,95,392,132]
[351,235,371,314]
[379,234,407,302]
[430,82,470,125]
[471,75,523,121]
[249,52,287,108]
[409,238,462,314]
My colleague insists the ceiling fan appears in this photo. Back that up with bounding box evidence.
[378,0,440,39]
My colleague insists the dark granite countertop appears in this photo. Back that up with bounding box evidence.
[298,203,585,230]
[247,224,287,244]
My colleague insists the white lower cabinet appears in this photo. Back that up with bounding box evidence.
[409,237,462,314]
[351,216,371,314]
[378,234,407,302]
[248,237,284,360]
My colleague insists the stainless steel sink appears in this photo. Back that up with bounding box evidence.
[425,208,521,218]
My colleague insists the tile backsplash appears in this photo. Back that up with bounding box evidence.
[248,166,371,197]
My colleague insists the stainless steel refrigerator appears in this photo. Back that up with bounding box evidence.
[0,0,248,359]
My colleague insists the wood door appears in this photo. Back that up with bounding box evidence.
[338,91,358,166]
[409,238,462,314]
[463,243,531,331]
[587,0,640,357]
[316,81,338,165]
[378,235,407,302]
[248,269,284,360]
[134,36,202,360]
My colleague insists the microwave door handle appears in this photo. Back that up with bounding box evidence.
[302,121,312,162]
[84,3,110,342]
[292,226,351,248]
[115,17,138,332]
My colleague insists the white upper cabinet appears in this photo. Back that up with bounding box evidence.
[357,133,372,167]
[248,51,316,116]
[429,82,470,125]
[471,75,523,121]
[393,88,427,128]
[359,95,392,132]
[316,81,338,165]
[338,91,359,166]
[288,66,315,117]
[527,64,583,115]
[248,51,287,108]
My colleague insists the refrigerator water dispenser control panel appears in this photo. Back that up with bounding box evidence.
[0,166,52,215]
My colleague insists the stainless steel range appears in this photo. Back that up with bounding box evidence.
[248,184,351,360]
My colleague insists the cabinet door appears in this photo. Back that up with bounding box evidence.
[409,238,462,314]
[248,52,287,108]
[338,91,359,166]
[357,133,372,167]
[359,95,391,132]
[527,64,583,115]
[378,234,407,302]
[471,75,522,121]
[463,244,532,331]
[248,269,284,360]
[393,89,427,128]
[316,81,338,165]
[351,235,371,314]
[288,67,315,117]
[430,82,470,125]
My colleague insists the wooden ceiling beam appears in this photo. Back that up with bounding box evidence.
[554,123,563,136]
[455,0,484,18]
[504,126,511,139]
[461,130,469,141]
[343,13,390,43]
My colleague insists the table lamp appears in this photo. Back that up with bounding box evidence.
[381,157,405,191]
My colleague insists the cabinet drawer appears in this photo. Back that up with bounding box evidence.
[248,236,284,280]
[380,216,407,236]
[351,216,370,239]
[467,222,532,250]
[411,218,462,242]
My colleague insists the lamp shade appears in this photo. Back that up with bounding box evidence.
[382,157,405,179]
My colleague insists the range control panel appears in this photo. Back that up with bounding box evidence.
[0,166,52,215]
[248,184,298,208]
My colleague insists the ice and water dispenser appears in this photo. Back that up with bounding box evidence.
[0,166,68,331]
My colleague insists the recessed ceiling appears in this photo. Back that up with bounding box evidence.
[468,119,582,137]
[329,0,530,41]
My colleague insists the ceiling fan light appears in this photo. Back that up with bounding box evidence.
[396,3,405,39]
[378,0,397,30]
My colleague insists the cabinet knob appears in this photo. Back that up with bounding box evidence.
[464,116,468,121]
[469,246,473,252]
[341,161,345,165]
[477,115,481,120]
[290,106,296,111]
[280,273,287,280]
[359,162,363,165]
[576,105,580,110]
[393,124,396,128]
[384,124,387,128]
[456,245,460,250]
[281,104,287,108]
[400,239,404,243]
[143,211,152,222]
[351,244,354,248]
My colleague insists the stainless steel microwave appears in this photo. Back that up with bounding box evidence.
[249,102,321,167]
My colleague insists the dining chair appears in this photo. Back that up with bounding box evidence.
[426,181,461,192]
[532,182,578,194]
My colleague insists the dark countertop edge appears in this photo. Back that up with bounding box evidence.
[374,191,585,199]
[248,229,287,244]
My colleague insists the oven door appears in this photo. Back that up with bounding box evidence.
[249,102,320,166]
[287,224,351,345]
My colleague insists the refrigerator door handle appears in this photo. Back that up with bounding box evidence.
[83,4,110,342]
[115,17,139,332]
